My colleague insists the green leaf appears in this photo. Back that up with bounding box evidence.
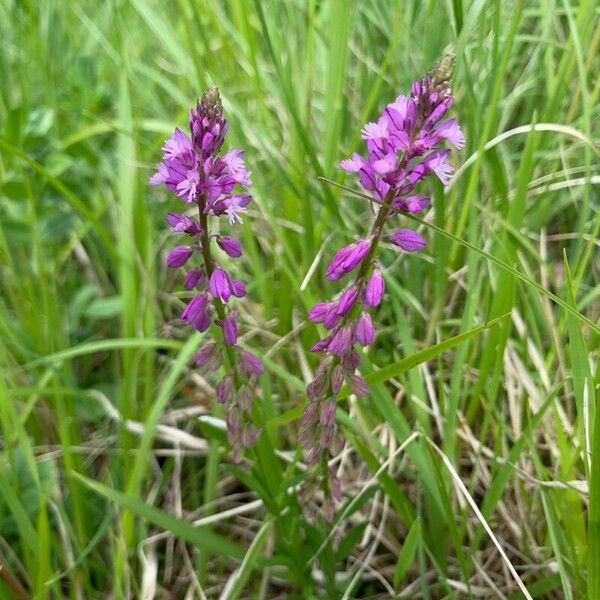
[393,518,421,589]
[220,519,273,600]
[73,473,244,559]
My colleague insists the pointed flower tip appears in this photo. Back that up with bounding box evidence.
[429,52,456,87]
[200,86,223,118]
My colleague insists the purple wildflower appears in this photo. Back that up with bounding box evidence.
[184,268,205,289]
[166,212,201,234]
[150,87,262,461]
[217,235,242,258]
[354,312,374,346]
[363,269,385,308]
[240,351,264,376]
[326,239,371,280]
[389,228,426,252]
[221,310,238,345]
[166,245,194,268]
[209,267,232,303]
[302,55,462,517]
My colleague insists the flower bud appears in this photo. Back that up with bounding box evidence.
[342,349,361,371]
[389,228,426,252]
[216,374,233,404]
[184,268,205,289]
[327,326,352,357]
[320,398,337,427]
[166,246,193,268]
[237,387,253,411]
[221,310,238,345]
[181,294,210,331]
[326,239,370,280]
[308,302,330,323]
[348,374,369,397]
[217,235,242,258]
[166,212,201,234]
[240,351,264,376]
[363,269,384,308]
[354,312,375,346]
[336,285,359,316]
[331,364,344,394]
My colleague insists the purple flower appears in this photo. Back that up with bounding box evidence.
[152,87,263,461]
[308,302,330,323]
[323,304,342,329]
[184,268,205,289]
[326,240,371,280]
[222,310,238,345]
[392,194,430,214]
[166,246,194,268]
[151,89,250,210]
[389,229,426,252]
[302,56,462,517]
[331,364,344,394]
[354,312,374,345]
[327,326,352,357]
[216,374,233,404]
[196,342,219,368]
[343,349,361,371]
[240,351,264,376]
[348,374,369,397]
[336,286,359,316]
[363,270,385,308]
[181,294,210,331]
[320,399,337,427]
[166,212,201,234]
[311,336,332,352]
[209,267,232,302]
[340,55,462,202]
[217,236,242,258]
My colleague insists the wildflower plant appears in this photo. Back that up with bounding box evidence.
[150,87,264,461]
[302,55,464,517]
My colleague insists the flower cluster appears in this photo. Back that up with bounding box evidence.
[301,55,463,516]
[151,87,264,462]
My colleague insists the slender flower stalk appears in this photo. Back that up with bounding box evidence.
[301,55,464,518]
[151,87,264,462]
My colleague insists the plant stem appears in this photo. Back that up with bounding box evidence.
[197,198,239,377]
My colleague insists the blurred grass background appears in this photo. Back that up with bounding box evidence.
[0,0,599,598]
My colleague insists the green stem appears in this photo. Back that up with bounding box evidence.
[197,198,239,379]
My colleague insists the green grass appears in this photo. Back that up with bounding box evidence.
[0,0,599,598]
